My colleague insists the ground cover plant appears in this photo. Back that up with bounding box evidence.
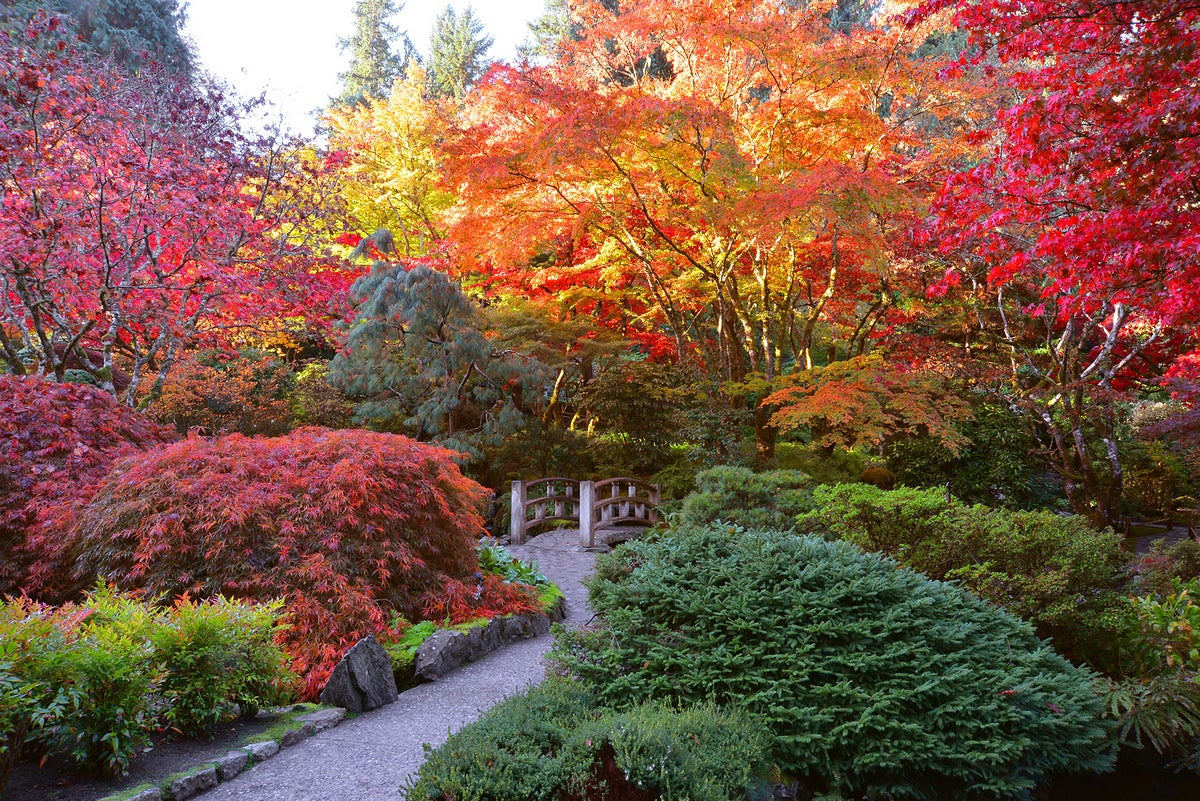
[59,426,541,696]
[550,524,1115,800]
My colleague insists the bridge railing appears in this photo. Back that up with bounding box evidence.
[510,477,660,547]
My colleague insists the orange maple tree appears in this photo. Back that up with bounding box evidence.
[443,0,980,455]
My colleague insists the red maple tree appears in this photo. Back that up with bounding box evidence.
[0,13,354,405]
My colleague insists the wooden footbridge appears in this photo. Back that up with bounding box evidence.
[509,477,661,548]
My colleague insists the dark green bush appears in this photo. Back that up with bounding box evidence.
[677,466,814,529]
[402,678,773,801]
[797,484,1130,667]
[553,524,1115,800]
[884,402,1050,509]
[152,596,294,737]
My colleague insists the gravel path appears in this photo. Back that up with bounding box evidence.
[196,529,595,801]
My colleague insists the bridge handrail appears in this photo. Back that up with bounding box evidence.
[510,477,660,547]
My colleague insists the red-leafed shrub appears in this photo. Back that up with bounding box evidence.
[62,427,493,696]
[0,375,176,598]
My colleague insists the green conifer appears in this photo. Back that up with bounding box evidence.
[426,5,493,100]
[336,0,416,107]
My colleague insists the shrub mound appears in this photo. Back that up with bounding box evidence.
[0,587,293,787]
[0,375,176,598]
[677,466,814,529]
[64,426,536,696]
[403,678,773,801]
[796,484,1129,666]
[553,524,1115,800]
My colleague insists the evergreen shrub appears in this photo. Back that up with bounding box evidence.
[797,484,1129,665]
[677,466,814,529]
[553,524,1115,800]
[402,678,773,801]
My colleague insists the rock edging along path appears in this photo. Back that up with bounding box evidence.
[187,529,595,801]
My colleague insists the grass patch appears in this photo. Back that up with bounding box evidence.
[239,704,320,745]
[97,783,159,801]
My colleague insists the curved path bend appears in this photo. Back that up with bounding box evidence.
[198,529,595,801]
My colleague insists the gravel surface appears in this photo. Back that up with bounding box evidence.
[195,529,596,801]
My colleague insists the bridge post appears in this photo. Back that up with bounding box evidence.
[510,480,526,544]
[650,483,661,523]
[579,480,595,549]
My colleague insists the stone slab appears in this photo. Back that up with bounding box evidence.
[296,706,346,732]
[242,739,280,761]
[167,766,218,801]
[216,749,248,781]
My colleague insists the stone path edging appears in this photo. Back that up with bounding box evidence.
[100,708,347,801]
[97,530,592,801]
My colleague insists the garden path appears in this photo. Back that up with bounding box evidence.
[196,529,595,801]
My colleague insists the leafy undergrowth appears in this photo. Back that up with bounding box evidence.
[387,539,563,688]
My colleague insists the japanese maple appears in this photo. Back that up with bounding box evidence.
[61,427,536,696]
[915,0,1200,523]
[0,375,176,598]
[444,0,978,455]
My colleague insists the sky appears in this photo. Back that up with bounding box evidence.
[184,1,547,136]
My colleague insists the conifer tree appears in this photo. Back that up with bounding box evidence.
[336,0,416,107]
[518,0,572,60]
[426,5,493,100]
[1,0,192,74]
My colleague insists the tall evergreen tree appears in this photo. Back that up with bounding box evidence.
[426,5,493,100]
[1,0,192,75]
[336,0,416,107]
[518,0,572,61]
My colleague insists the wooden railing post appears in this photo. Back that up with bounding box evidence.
[510,480,526,544]
[579,480,595,549]
[650,483,661,523]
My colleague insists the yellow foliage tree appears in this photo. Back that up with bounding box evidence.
[325,66,453,256]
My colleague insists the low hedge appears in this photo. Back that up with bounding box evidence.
[402,678,774,801]
[0,587,294,785]
[795,484,1130,667]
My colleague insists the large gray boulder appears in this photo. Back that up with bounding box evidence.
[414,629,473,680]
[319,635,399,712]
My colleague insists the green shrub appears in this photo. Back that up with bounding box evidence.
[152,596,294,737]
[0,600,76,794]
[49,617,157,775]
[478,538,549,586]
[402,678,773,801]
[797,484,1129,666]
[553,524,1115,800]
[677,466,814,530]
